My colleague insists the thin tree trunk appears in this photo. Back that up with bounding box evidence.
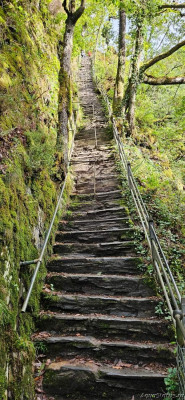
[93,19,104,66]
[113,7,126,116]
[58,19,74,172]
[57,0,85,173]
[124,17,144,136]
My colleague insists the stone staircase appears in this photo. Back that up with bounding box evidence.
[34,59,175,400]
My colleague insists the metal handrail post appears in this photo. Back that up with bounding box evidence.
[127,162,132,189]
[182,298,185,326]
[148,218,155,262]
[177,298,185,345]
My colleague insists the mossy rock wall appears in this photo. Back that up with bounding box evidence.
[0,1,71,399]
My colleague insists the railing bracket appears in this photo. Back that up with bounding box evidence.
[174,310,184,320]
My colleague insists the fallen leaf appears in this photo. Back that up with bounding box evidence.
[43,288,51,293]
[36,388,45,394]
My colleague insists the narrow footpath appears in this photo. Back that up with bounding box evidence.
[35,59,175,400]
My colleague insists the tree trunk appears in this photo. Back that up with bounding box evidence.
[124,17,144,136]
[57,19,74,172]
[93,19,104,66]
[57,0,85,173]
[113,7,126,116]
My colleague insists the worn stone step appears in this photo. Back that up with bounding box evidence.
[58,217,131,231]
[74,184,120,195]
[70,190,122,201]
[74,144,110,152]
[74,174,118,182]
[72,149,113,157]
[55,228,137,243]
[73,164,116,175]
[34,335,175,366]
[38,312,173,342]
[47,256,142,275]
[53,240,135,256]
[74,139,109,146]
[76,132,109,141]
[71,158,114,165]
[68,199,123,212]
[43,359,167,399]
[75,177,119,186]
[42,292,159,317]
[72,155,114,163]
[45,273,154,297]
[65,207,129,221]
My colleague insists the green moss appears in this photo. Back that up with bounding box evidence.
[0,1,76,398]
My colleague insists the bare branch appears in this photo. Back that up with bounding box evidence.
[141,40,185,72]
[69,1,75,13]
[72,0,85,23]
[62,0,69,16]
[143,74,185,85]
[159,3,185,9]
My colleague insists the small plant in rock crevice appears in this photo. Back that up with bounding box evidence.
[164,368,179,400]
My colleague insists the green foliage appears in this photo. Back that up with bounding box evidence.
[164,368,179,399]
[34,341,47,354]
[25,130,55,174]
[0,1,74,398]
[102,21,114,46]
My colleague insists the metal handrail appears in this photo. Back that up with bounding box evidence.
[92,66,185,346]
[21,106,79,312]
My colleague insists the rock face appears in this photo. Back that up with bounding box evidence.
[49,0,63,15]
[0,2,64,398]
[35,58,175,399]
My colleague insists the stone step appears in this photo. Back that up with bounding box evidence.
[74,183,120,195]
[70,190,122,201]
[34,335,175,366]
[55,228,137,243]
[53,240,135,257]
[72,154,114,161]
[75,140,110,148]
[43,359,167,399]
[65,206,129,221]
[74,144,110,152]
[74,174,118,181]
[70,152,115,163]
[47,256,142,275]
[76,129,109,138]
[42,292,159,317]
[38,312,172,342]
[74,177,119,186]
[45,273,154,297]
[58,217,131,231]
[75,137,112,144]
[72,149,113,156]
[67,199,123,212]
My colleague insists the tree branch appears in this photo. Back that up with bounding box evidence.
[72,0,85,23]
[62,0,69,16]
[143,74,185,85]
[141,40,185,72]
[159,3,185,9]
